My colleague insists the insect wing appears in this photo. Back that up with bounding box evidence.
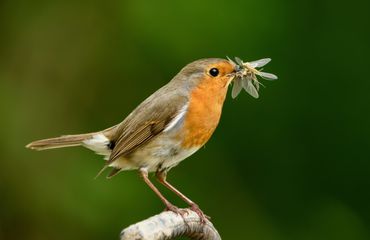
[242,77,259,98]
[231,77,243,98]
[258,71,278,80]
[234,57,244,66]
[248,58,271,68]
[226,56,237,66]
[253,78,260,91]
[248,80,259,98]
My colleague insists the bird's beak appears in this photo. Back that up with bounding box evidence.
[225,64,242,86]
[227,57,243,76]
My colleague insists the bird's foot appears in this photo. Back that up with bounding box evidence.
[164,203,188,217]
[189,203,210,224]
[164,203,189,224]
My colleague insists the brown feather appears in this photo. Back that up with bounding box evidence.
[26,126,117,151]
[26,133,95,150]
[106,88,188,165]
[107,112,178,164]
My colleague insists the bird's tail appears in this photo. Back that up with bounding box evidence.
[26,132,97,151]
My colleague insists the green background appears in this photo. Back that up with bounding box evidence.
[1,0,369,239]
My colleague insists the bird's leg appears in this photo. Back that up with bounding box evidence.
[139,168,186,216]
[156,171,209,223]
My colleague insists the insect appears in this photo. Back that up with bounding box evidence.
[228,57,278,98]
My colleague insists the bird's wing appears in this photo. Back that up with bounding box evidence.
[107,88,188,165]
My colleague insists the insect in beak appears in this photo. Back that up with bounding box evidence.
[227,56,278,99]
[234,64,244,75]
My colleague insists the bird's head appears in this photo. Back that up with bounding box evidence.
[172,57,277,98]
[174,58,240,90]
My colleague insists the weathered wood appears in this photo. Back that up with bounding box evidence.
[120,209,221,240]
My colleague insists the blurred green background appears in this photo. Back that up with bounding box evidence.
[1,0,370,239]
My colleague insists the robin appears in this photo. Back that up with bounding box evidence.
[26,57,277,222]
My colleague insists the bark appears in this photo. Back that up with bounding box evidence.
[120,209,221,240]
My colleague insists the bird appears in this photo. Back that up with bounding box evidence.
[26,57,275,222]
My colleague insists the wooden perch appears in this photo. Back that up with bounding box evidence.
[120,209,221,240]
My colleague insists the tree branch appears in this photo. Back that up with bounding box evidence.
[120,209,221,240]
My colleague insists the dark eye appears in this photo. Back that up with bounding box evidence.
[209,68,219,77]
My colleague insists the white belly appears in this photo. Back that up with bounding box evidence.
[83,129,199,173]
[125,133,199,172]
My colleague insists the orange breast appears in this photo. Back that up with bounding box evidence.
[180,77,229,148]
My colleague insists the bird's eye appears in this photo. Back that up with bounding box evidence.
[209,68,219,77]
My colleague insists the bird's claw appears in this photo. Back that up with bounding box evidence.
[164,203,209,225]
[189,203,209,224]
[164,203,193,227]
[164,203,189,223]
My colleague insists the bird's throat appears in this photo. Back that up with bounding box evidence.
[180,77,228,148]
